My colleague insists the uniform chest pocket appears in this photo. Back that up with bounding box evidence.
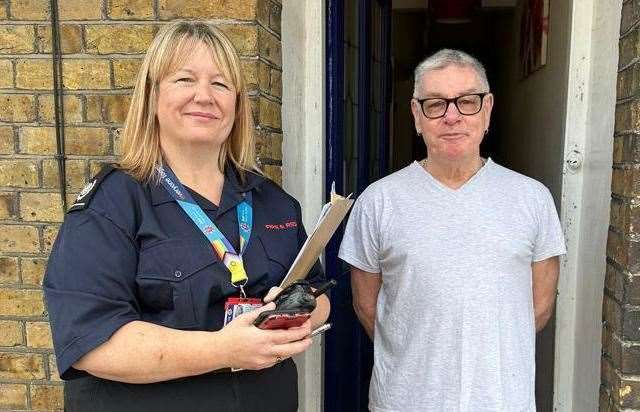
[257,233,297,284]
[136,239,216,329]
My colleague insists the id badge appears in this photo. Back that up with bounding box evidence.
[223,297,263,326]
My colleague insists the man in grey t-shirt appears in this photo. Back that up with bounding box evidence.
[338,49,566,412]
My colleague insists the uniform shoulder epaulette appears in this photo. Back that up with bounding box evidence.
[67,164,117,213]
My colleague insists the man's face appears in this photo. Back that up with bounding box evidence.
[411,65,493,162]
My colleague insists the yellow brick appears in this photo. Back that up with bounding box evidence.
[0,193,17,220]
[113,127,123,155]
[0,1,6,19]
[256,131,282,160]
[0,384,27,409]
[0,160,38,188]
[62,59,111,90]
[113,59,142,88]
[0,352,45,380]
[11,0,50,20]
[258,27,282,67]
[58,0,101,20]
[86,25,156,55]
[0,126,14,154]
[26,322,52,349]
[48,355,61,381]
[0,320,22,346]
[271,69,281,98]
[0,26,35,54]
[159,0,257,20]
[0,94,36,122]
[241,60,258,88]
[249,96,258,123]
[31,384,64,410]
[85,95,101,122]
[43,225,60,253]
[66,192,78,208]
[220,24,259,56]
[43,158,86,190]
[0,257,18,284]
[108,0,153,19]
[0,59,13,88]
[0,224,40,253]
[0,289,45,316]
[36,24,83,54]
[16,59,53,90]
[270,2,281,34]
[258,97,281,129]
[89,160,116,177]
[38,94,83,124]
[258,61,271,92]
[65,127,110,155]
[20,192,64,222]
[256,0,270,28]
[21,258,47,286]
[19,127,56,154]
[263,164,281,186]
[103,94,131,123]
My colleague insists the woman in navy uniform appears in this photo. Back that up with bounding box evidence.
[44,21,330,412]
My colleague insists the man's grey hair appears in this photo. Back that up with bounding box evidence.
[413,49,490,97]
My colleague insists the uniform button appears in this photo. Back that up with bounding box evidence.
[174,270,182,278]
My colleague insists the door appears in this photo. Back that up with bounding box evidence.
[324,0,391,410]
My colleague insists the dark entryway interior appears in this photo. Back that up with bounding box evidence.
[325,1,569,411]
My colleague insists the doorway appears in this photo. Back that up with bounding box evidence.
[324,1,575,411]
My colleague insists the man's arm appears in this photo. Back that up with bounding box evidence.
[351,266,382,340]
[532,256,560,332]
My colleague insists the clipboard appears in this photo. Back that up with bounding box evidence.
[279,183,354,289]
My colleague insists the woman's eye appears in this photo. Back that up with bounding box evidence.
[176,77,193,83]
[212,81,229,89]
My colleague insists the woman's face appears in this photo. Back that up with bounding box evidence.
[156,42,237,150]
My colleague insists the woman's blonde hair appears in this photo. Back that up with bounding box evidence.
[119,20,259,182]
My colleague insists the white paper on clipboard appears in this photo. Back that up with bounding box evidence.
[279,183,354,289]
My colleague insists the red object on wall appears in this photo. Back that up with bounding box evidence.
[430,0,479,23]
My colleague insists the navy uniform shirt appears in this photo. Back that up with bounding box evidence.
[44,165,325,380]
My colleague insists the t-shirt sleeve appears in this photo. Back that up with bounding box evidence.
[338,190,381,273]
[532,186,567,262]
[44,209,140,380]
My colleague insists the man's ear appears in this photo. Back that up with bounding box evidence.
[484,93,494,114]
[410,99,422,134]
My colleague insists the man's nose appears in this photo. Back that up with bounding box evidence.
[442,101,462,123]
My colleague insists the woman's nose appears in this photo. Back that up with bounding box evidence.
[193,82,214,105]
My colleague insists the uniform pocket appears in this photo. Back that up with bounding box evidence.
[257,234,296,284]
[136,239,216,328]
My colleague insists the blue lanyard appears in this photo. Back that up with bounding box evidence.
[157,165,253,294]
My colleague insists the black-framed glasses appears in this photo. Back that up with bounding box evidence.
[415,93,489,119]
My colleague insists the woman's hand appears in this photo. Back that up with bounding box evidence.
[263,285,331,330]
[263,287,283,303]
[219,303,312,370]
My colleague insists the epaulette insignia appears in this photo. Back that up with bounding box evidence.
[67,164,116,213]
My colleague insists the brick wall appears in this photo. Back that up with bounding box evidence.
[602,1,640,410]
[0,0,283,410]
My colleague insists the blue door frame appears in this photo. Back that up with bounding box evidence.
[324,1,391,410]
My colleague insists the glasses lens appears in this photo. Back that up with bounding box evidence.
[422,99,448,118]
[456,94,482,115]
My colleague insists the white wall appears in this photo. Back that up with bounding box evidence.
[281,1,326,411]
[494,0,620,410]
[493,0,571,201]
